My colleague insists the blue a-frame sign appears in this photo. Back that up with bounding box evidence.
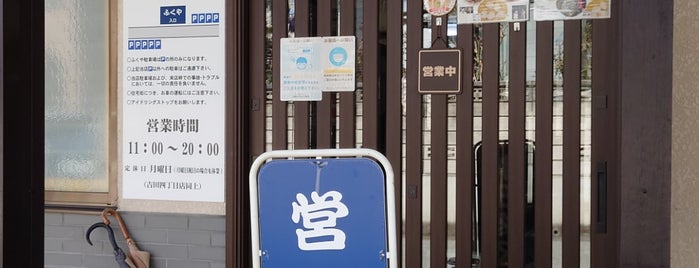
[250,149,397,268]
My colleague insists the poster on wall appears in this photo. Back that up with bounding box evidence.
[122,0,225,202]
[280,36,356,101]
[321,36,356,92]
[280,37,323,101]
[534,0,611,21]
[457,0,530,24]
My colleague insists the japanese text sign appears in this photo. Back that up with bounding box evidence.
[160,6,186,24]
[250,149,398,268]
[280,36,356,101]
[122,0,225,202]
[280,37,323,101]
[418,49,462,94]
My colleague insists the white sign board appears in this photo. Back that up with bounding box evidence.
[321,36,356,92]
[280,37,323,101]
[122,0,225,202]
[457,0,530,24]
[280,36,356,101]
[534,0,611,21]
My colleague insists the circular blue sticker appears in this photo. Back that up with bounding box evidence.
[329,47,348,67]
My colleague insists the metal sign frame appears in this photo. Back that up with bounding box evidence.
[249,149,398,268]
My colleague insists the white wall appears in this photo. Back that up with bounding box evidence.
[671,0,699,267]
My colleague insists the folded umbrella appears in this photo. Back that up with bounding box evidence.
[86,222,130,268]
[101,208,151,268]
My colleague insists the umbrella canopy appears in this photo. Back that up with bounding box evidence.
[102,208,151,268]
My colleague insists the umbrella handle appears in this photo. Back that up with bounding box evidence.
[101,208,133,242]
[86,222,121,252]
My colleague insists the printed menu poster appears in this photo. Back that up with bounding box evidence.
[457,0,530,24]
[534,0,610,21]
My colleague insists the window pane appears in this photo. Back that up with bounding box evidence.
[45,0,109,192]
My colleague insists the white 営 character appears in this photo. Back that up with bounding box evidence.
[291,191,349,251]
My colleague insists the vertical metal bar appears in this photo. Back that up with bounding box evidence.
[535,21,554,268]
[3,0,45,265]
[481,23,500,268]
[362,0,379,149]
[430,16,449,268]
[562,20,581,268]
[590,20,605,267]
[316,0,335,149]
[405,0,423,267]
[226,0,237,266]
[272,0,289,149]
[249,0,266,158]
[108,0,119,205]
[227,0,250,266]
[386,0,403,264]
[338,0,356,148]
[456,23,474,268]
[591,3,620,266]
[294,0,311,149]
[508,21,527,268]
[618,1,672,266]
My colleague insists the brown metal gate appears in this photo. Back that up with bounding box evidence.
[243,1,620,267]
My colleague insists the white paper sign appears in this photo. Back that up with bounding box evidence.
[534,0,611,21]
[458,0,530,24]
[281,36,357,101]
[122,0,225,202]
[280,37,323,101]
[321,36,356,92]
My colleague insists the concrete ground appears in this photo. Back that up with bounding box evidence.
[418,233,591,268]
